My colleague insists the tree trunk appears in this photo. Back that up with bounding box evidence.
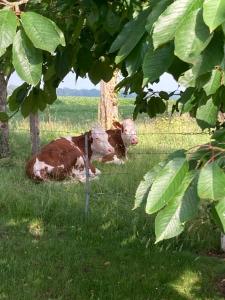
[29,112,40,155]
[45,105,51,123]
[98,70,119,130]
[0,72,10,158]
[221,233,225,252]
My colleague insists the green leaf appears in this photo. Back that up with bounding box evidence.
[21,12,65,53]
[8,83,31,111]
[0,8,17,58]
[196,95,219,129]
[155,172,199,243]
[110,9,149,64]
[20,90,39,117]
[153,0,203,49]
[43,81,57,105]
[143,42,174,85]
[203,69,222,96]
[159,91,169,100]
[109,9,149,54]
[146,157,189,214]
[212,199,225,233]
[145,0,172,33]
[198,163,225,201]
[178,69,196,88]
[192,31,224,77]
[179,87,196,113]
[212,128,225,142]
[89,58,113,84]
[133,165,162,210]
[175,8,212,64]
[203,0,225,32]
[12,30,42,86]
[104,9,121,35]
[126,39,148,76]
[147,97,166,118]
[0,112,9,122]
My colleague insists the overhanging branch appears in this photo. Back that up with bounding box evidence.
[0,0,29,15]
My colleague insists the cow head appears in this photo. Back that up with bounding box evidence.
[113,119,138,147]
[91,125,114,156]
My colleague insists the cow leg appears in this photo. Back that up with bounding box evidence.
[100,153,124,165]
[50,166,67,181]
[33,158,54,181]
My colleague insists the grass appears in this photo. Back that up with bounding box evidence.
[0,96,225,299]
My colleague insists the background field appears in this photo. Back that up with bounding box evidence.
[0,97,225,300]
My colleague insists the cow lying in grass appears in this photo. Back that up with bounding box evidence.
[99,119,138,164]
[26,126,114,182]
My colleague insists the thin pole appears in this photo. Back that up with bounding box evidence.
[84,134,90,217]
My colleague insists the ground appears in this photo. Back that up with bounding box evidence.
[0,97,225,300]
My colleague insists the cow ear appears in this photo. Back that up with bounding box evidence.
[112,121,122,130]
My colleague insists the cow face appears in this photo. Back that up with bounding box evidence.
[113,119,138,147]
[91,125,114,156]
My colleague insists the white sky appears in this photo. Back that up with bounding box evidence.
[9,72,180,92]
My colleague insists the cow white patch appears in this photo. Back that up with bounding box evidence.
[91,125,114,158]
[64,136,73,142]
[71,156,86,182]
[33,158,64,179]
[105,155,124,165]
[33,158,54,179]
[121,119,138,147]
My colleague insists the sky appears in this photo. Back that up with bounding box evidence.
[9,71,181,92]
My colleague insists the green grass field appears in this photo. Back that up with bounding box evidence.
[1,97,225,300]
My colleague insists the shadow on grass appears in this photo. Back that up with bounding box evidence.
[0,132,224,299]
[0,210,224,300]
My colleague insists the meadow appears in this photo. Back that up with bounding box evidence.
[0,96,225,300]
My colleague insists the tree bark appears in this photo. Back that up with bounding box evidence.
[98,70,119,130]
[0,72,10,158]
[29,112,40,155]
[221,233,225,252]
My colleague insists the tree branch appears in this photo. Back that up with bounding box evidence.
[0,0,28,6]
[0,0,29,15]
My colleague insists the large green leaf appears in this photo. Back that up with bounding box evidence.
[21,12,65,53]
[8,83,31,111]
[143,42,174,85]
[203,0,225,32]
[155,172,199,243]
[12,30,43,86]
[212,199,225,233]
[147,97,166,117]
[146,157,189,214]
[198,163,225,201]
[203,69,222,96]
[179,87,196,113]
[196,95,219,129]
[0,8,17,57]
[153,0,203,49]
[175,8,212,64]
[192,31,224,77]
[109,9,149,54]
[211,128,225,142]
[89,58,113,84]
[145,0,172,33]
[133,164,163,210]
[109,9,149,64]
[126,39,148,76]
[178,69,195,88]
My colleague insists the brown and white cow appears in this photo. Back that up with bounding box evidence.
[26,126,114,182]
[99,118,138,164]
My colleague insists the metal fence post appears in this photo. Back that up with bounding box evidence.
[84,134,90,217]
